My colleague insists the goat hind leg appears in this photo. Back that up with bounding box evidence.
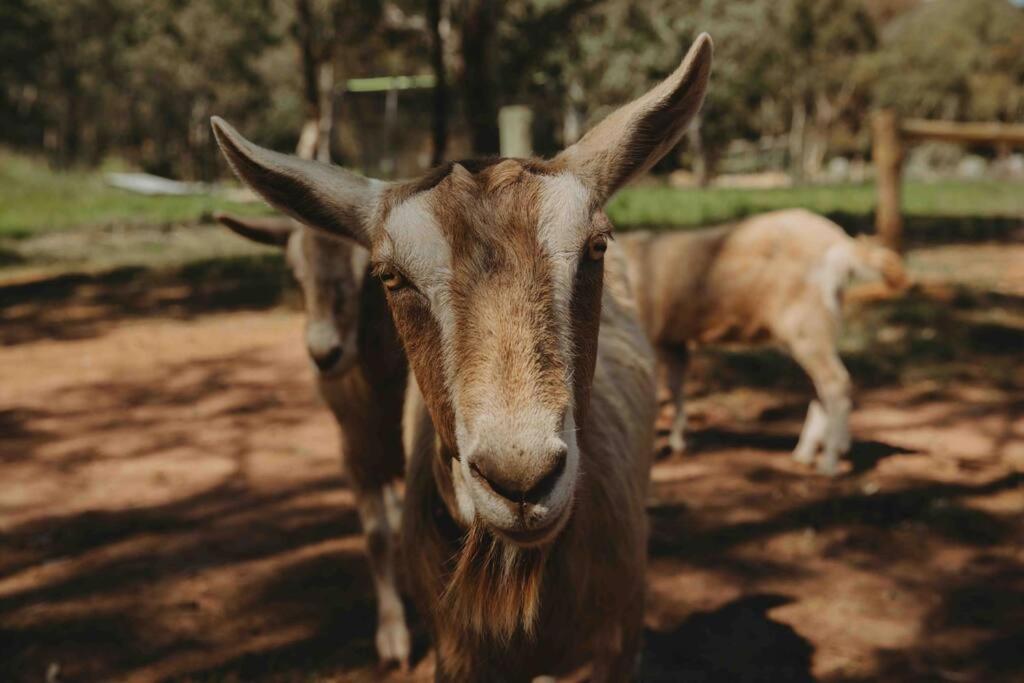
[793,400,826,465]
[789,338,852,476]
[817,383,851,476]
[658,345,690,453]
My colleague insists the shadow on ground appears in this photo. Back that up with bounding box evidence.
[0,255,292,346]
[642,594,815,683]
[1,257,1022,682]
[675,426,915,476]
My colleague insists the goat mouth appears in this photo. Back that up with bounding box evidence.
[494,509,569,547]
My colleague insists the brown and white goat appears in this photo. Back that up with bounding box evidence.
[211,33,713,681]
[213,214,411,666]
[617,209,907,475]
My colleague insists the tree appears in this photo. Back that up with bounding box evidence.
[873,0,1024,124]
[781,0,878,179]
[456,0,501,155]
[427,0,448,164]
[682,1,789,184]
[562,1,786,181]
[292,0,389,161]
[0,0,52,151]
[10,0,284,177]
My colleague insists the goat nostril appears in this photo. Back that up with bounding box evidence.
[469,448,568,505]
[470,461,520,503]
[312,345,343,371]
[524,448,567,503]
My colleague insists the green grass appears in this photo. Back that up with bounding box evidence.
[0,149,269,239]
[3,146,1022,244]
[606,180,1024,229]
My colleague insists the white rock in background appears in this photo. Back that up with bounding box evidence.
[992,153,1024,180]
[956,155,988,180]
[826,156,850,183]
[106,172,205,196]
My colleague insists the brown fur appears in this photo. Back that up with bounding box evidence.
[209,33,711,680]
[402,255,655,680]
[386,163,604,656]
[441,522,548,640]
[400,169,570,447]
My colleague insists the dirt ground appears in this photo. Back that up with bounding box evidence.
[1,243,1022,682]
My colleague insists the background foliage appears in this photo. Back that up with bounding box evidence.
[2,0,1023,180]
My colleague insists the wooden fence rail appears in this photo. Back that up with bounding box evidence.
[871,109,1024,253]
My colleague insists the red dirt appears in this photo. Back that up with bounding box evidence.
[1,267,1022,682]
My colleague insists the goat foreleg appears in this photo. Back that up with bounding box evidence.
[356,482,410,668]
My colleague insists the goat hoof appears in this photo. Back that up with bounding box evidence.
[816,458,840,477]
[668,432,687,453]
[792,448,815,465]
[376,615,411,670]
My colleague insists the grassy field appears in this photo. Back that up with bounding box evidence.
[2,148,1021,281]
[0,149,268,239]
[5,149,1023,237]
[606,180,1024,228]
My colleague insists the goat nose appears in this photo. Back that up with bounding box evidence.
[469,445,568,505]
[310,344,343,371]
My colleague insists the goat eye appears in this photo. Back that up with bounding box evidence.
[587,234,608,261]
[377,267,407,291]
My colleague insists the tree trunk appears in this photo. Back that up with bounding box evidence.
[382,87,399,175]
[804,92,836,180]
[803,125,828,180]
[688,114,713,187]
[563,74,583,146]
[55,51,80,168]
[460,0,500,156]
[294,0,324,161]
[428,0,448,166]
[315,61,333,163]
[296,121,318,161]
[788,100,808,183]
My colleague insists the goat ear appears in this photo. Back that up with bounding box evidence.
[211,117,382,247]
[215,213,294,248]
[557,33,713,204]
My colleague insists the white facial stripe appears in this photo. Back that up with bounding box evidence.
[538,172,593,259]
[538,172,593,387]
[380,194,452,291]
[379,193,463,426]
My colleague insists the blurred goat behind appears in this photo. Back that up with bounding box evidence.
[618,208,907,475]
[215,213,412,667]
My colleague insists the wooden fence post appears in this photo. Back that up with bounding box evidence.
[872,109,904,253]
[499,105,533,159]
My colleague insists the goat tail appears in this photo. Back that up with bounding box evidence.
[852,239,909,291]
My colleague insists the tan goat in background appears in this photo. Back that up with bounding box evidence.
[213,214,411,667]
[211,33,712,681]
[618,209,907,475]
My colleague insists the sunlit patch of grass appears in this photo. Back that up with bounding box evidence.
[0,149,269,239]
[607,180,1024,230]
